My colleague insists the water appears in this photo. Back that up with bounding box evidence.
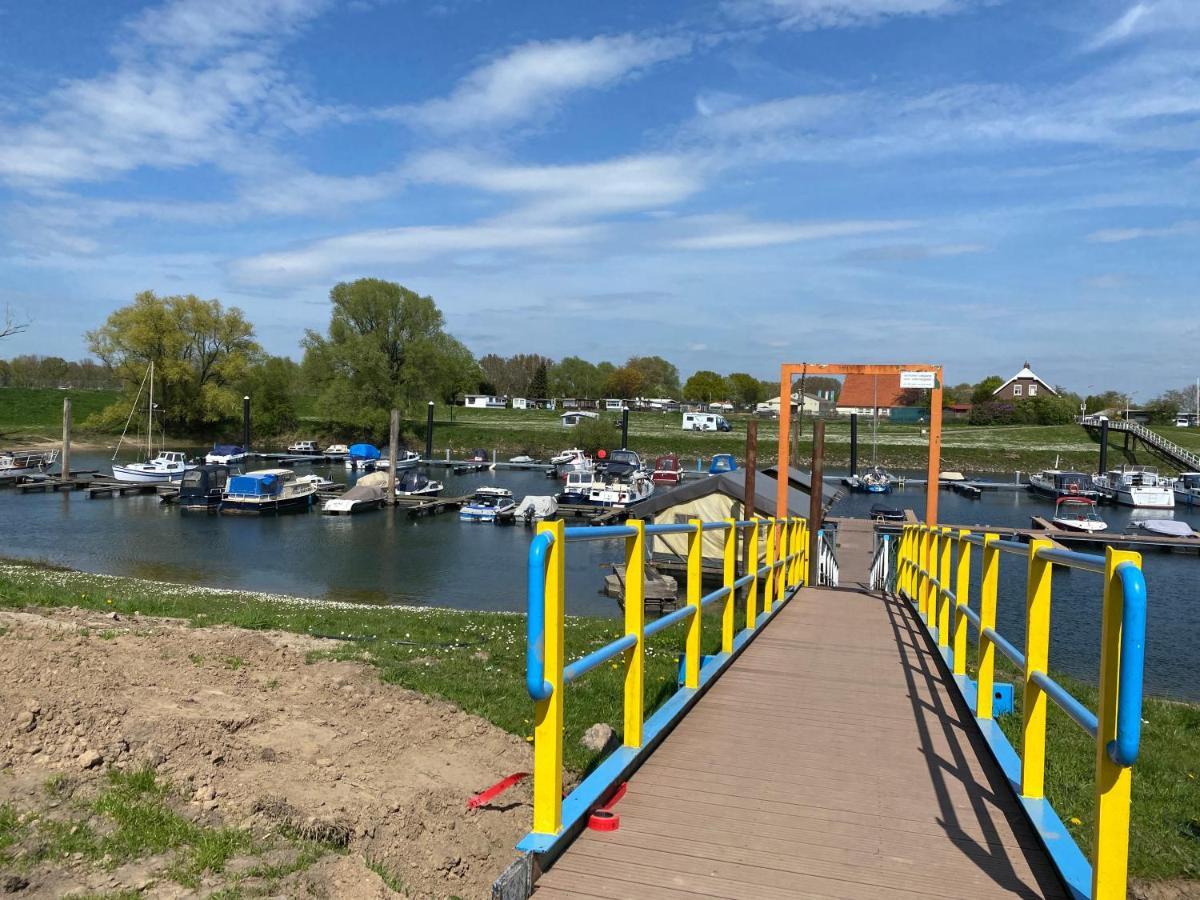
[2,455,1198,701]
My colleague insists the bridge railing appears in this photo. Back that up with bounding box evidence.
[897,524,1147,900]
[519,514,809,853]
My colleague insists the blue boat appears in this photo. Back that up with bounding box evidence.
[345,443,382,471]
[708,454,737,475]
[220,469,317,515]
[861,465,893,494]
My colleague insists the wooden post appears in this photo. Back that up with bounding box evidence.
[387,409,399,503]
[61,398,72,480]
[742,419,757,576]
[807,418,825,583]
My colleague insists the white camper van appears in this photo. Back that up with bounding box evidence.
[682,412,732,432]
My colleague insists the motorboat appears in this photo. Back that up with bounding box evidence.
[558,470,600,502]
[175,465,232,511]
[287,440,320,454]
[549,448,593,480]
[344,443,382,470]
[1028,469,1101,501]
[513,496,558,524]
[323,443,350,456]
[551,448,586,465]
[204,444,245,466]
[600,449,643,479]
[467,448,489,463]
[395,470,444,497]
[460,486,517,522]
[1133,519,1196,538]
[1049,497,1107,533]
[652,454,683,485]
[585,472,655,508]
[113,451,195,484]
[708,453,737,475]
[869,504,905,522]
[1094,466,1174,509]
[509,455,535,464]
[861,466,892,494]
[220,469,317,514]
[322,483,385,515]
[369,450,422,470]
[0,448,59,479]
[939,471,966,482]
[1174,472,1200,508]
[297,474,336,492]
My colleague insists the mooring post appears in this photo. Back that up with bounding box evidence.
[61,398,72,480]
[849,413,858,477]
[1099,418,1109,474]
[743,419,757,577]
[425,401,434,460]
[242,395,251,455]
[808,418,825,584]
[387,408,399,503]
[620,407,629,450]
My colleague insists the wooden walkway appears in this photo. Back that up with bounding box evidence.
[533,586,1067,899]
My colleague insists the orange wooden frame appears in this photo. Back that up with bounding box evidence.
[777,363,944,526]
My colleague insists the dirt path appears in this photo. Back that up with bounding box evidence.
[0,607,532,898]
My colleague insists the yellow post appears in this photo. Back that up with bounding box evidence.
[977,534,999,719]
[776,519,788,605]
[1093,547,1140,898]
[722,519,737,654]
[899,526,910,597]
[925,527,939,623]
[763,519,777,613]
[798,518,808,586]
[1021,538,1054,799]
[623,519,645,748]
[746,518,760,630]
[685,518,703,689]
[937,527,952,646]
[953,529,971,676]
[532,518,565,835]
[919,526,932,619]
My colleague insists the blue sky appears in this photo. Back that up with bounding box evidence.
[0,0,1197,395]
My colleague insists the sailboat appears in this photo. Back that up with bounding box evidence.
[856,377,893,494]
[111,361,197,484]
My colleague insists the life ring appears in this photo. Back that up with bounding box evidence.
[1067,483,1080,494]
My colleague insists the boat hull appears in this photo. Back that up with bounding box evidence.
[1104,487,1174,509]
[1174,488,1200,508]
[220,493,314,515]
[112,464,189,484]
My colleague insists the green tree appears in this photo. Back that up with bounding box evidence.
[625,355,679,397]
[243,356,300,436]
[727,372,766,409]
[302,279,475,434]
[548,356,601,398]
[683,370,729,403]
[1084,390,1127,414]
[570,416,620,455]
[971,375,1004,405]
[529,361,549,399]
[86,291,259,432]
[604,365,644,399]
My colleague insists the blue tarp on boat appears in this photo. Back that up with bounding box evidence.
[348,443,381,461]
[211,444,243,455]
[709,453,737,474]
[227,473,280,495]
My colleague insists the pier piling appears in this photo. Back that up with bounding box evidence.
[425,401,434,460]
[242,396,251,454]
[61,398,71,479]
[387,408,399,503]
[849,413,858,477]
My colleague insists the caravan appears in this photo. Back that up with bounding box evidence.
[682,412,732,432]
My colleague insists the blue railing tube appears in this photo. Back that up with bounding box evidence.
[1109,562,1147,767]
[526,531,556,701]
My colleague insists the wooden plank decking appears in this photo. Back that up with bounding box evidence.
[534,586,1067,899]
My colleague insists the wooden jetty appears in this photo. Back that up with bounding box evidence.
[394,494,469,518]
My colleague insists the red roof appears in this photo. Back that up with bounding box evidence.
[836,374,909,409]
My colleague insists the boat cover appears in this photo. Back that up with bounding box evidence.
[357,471,390,487]
[211,444,243,456]
[516,496,557,518]
[339,484,386,503]
[227,473,279,495]
[709,454,737,474]
[348,443,381,460]
[1138,520,1195,538]
[397,470,431,491]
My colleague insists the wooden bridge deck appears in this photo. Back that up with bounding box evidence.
[533,586,1067,899]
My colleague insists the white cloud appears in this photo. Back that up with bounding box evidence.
[723,0,981,30]
[130,0,329,55]
[1086,1,1199,52]
[400,34,689,133]
[669,216,916,249]
[844,242,987,261]
[1087,220,1200,242]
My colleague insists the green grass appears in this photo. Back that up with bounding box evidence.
[0,387,120,438]
[365,856,410,895]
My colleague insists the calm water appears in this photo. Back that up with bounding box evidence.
[1,455,1197,701]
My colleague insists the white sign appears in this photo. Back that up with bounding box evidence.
[900,371,937,389]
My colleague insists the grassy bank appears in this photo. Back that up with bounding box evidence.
[0,559,1196,882]
[0,387,119,440]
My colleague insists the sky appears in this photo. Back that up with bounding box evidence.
[0,0,1197,397]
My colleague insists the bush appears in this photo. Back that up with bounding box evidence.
[568,416,621,454]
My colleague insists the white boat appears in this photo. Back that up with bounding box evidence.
[586,473,654,508]
[549,448,593,480]
[514,495,557,523]
[1049,497,1107,533]
[113,451,194,484]
[0,448,59,479]
[1134,519,1196,538]
[509,455,535,464]
[1093,466,1174,509]
[1174,472,1200,508]
[323,443,350,456]
[322,483,385,515]
[394,470,443,497]
[1028,469,1102,501]
[287,440,320,454]
[370,450,422,470]
[220,469,317,514]
[460,486,516,522]
[204,444,245,465]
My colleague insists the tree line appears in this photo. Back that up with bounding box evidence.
[943,378,1197,426]
[0,355,120,390]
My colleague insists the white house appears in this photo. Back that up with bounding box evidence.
[561,411,600,427]
[756,393,822,416]
[463,394,506,409]
[992,362,1058,402]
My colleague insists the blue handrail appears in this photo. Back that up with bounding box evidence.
[526,531,556,701]
[563,633,638,684]
[1035,546,1107,575]
[564,524,636,541]
[982,626,1027,671]
[1031,670,1099,738]
[644,603,698,638]
[700,585,732,608]
[1110,561,1147,767]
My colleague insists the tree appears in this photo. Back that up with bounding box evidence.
[0,305,28,341]
[943,382,974,405]
[604,365,644,399]
[971,376,1004,405]
[302,278,476,434]
[570,416,620,455]
[727,372,766,409]
[548,356,602,398]
[244,356,300,436]
[683,370,729,403]
[529,361,549,399]
[1084,390,1127,414]
[478,353,552,396]
[1143,394,1180,425]
[86,291,259,432]
[625,355,679,397]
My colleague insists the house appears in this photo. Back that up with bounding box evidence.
[836,374,924,421]
[463,394,506,409]
[945,403,972,420]
[561,411,600,427]
[511,397,530,410]
[992,363,1057,401]
[603,398,628,411]
[756,393,823,417]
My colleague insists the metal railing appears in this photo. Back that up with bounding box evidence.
[519,514,810,853]
[868,533,892,591]
[896,524,1147,900]
[816,528,839,587]
[1079,414,1200,470]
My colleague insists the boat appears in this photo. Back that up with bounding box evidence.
[344,443,382,470]
[1174,472,1200,508]
[548,448,593,480]
[175,465,232,511]
[460,486,516,522]
[204,444,245,465]
[287,440,320,454]
[323,443,350,456]
[939,471,966,482]
[513,495,557,524]
[369,450,422,470]
[467,448,489,463]
[551,448,586,465]
[0,448,59,480]
[509,455,535,464]
[110,360,196,484]
[220,469,317,514]
[297,474,337,492]
[585,472,655,508]
[869,504,905,522]
[1049,497,1107,533]
[1133,519,1196,538]
[708,453,737,475]
[600,449,643,479]
[558,470,599,502]
[652,454,683,485]
[395,470,444,497]
[1094,466,1174,509]
[322,483,386,515]
[1028,469,1101,501]
[860,466,893,494]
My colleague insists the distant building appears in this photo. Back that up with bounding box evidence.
[836,374,924,421]
[992,363,1057,401]
[561,411,599,427]
[463,394,506,409]
[757,393,823,417]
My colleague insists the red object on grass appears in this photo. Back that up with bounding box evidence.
[467,772,529,809]
[587,782,628,831]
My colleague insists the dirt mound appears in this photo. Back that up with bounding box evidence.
[0,607,532,898]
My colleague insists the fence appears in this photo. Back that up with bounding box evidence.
[519,514,809,854]
[897,524,1147,900]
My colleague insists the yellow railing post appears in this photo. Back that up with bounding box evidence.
[722,519,737,654]
[1021,538,1054,799]
[925,527,939,623]
[953,529,971,676]
[937,526,952,647]
[532,518,565,835]
[685,518,703,688]
[776,519,788,605]
[901,526,911,597]
[914,527,925,611]
[623,519,645,749]
[746,518,760,629]
[921,526,933,619]
[977,533,999,719]
[1093,546,1140,899]
[763,519,777,613]
[798,518,808,586]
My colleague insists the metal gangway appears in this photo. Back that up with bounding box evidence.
[1079,414,1200,472]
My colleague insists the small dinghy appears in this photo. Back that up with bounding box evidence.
[869,504,905,522]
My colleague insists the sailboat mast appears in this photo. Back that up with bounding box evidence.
[147,360,154,459]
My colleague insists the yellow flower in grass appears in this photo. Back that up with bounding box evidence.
[1069,816,1082,825]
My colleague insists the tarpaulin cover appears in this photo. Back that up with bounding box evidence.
[228,473,279,495]
[211,444,243,455]
[348,444,381,460]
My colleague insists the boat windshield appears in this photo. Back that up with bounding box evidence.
[181,470,204,488]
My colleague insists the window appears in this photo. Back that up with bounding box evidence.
[1013,384,1023,397]
[1028,384,1038,396]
